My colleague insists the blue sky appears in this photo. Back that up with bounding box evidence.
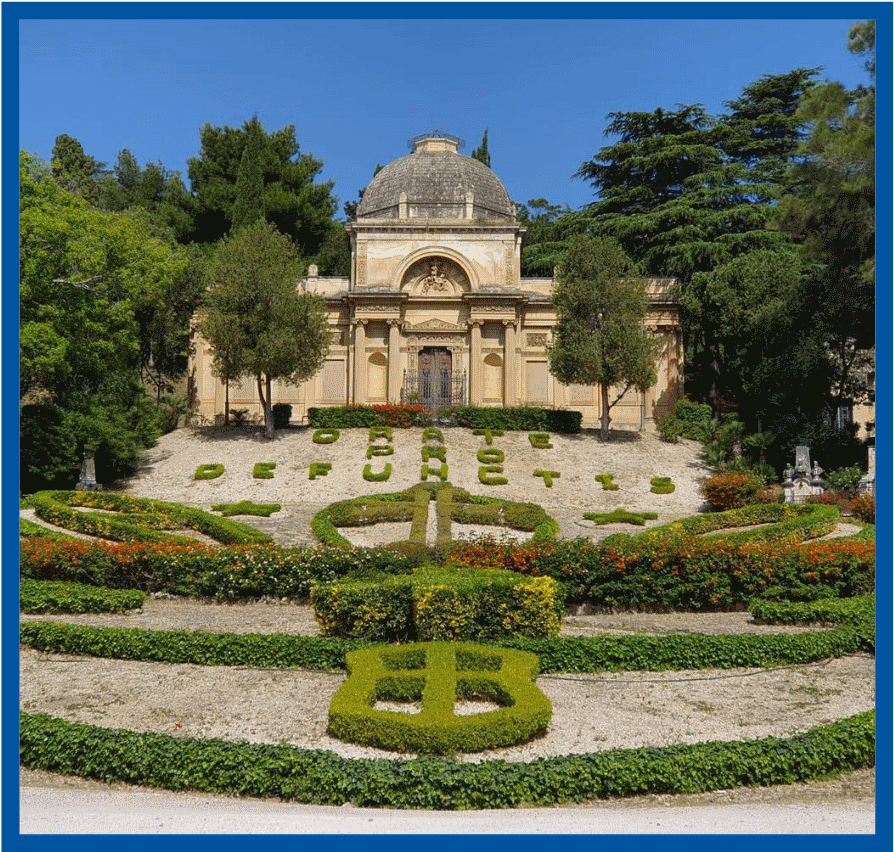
[15,4,877,215]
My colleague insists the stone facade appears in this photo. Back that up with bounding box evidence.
[189,132,683,429]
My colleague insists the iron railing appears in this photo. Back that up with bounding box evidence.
[402,369,467,410]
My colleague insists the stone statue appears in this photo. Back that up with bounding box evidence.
[420,262,451,294]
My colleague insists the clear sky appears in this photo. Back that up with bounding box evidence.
[15,3,876,216]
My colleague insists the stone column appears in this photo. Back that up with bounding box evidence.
[387,319,402,403]
[469,320,483,404]
[352,319,367,404]
[503,319,517,407]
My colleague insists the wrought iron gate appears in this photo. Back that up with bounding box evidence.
[402,347,466,410]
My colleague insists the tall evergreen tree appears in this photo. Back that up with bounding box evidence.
[187,117,338,257]
[230,116,265,232]
[471,129,492,168]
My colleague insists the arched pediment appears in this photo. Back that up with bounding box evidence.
[397,252,474,296]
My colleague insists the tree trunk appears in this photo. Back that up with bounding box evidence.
[600,383,611,441]
[224,378,230,425]
[257,373,275,439]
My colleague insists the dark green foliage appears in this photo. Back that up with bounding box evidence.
[420,445,445,462]
[583,509,658,526]
[470,129,492,168]
[230,116,265,232]
[421,463,449,482]
[549,236,659,439]
[194,463,224,480]
[20,580,145,614]
[252,462,276,479]
[454,408,581,433]
[20,517,74,541]
[329,643,551,754]
[826,466,865,497]
[19,710,875,809]
[272,404,292,429]
[187,117,337,257]
[369,426,393,442]
[211,501,281,518]
[200,221,330,439]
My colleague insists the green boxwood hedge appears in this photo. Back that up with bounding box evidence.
[194,464,224,480]
[20,580,145,614]
[311,567,564,642]
[27,491,271,546]
[19,710,874,809]
[328,643,551,754]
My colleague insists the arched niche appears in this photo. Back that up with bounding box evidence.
[395,248,476,294]
[367,352,388,401]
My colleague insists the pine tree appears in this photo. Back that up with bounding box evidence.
[231,117,265,232]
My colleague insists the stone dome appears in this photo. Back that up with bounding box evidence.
[356,132,515,221]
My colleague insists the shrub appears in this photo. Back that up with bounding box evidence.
[477,448,505,464]
[528,433,553,449]
[656,415,683,443]
[421,445,446,463]
[650,477,675,494]
[363,464,392,482]
[454,406,582,433]
[479,465,508,485]
[826,466,865,497]
[312,429,340,444]
[311,567,564,642]
[583,509,658,526]
[211,501,281,518]
[27,491,271,545]
[421,463,448,481]
[194,463,224,481]
[595,474,619,491]
[367,445,395,459]
[369,426,393,442]
[473,428,504,445]
[253,462,276,479]
[309,462,332,480]
[701,472,763,510]
[308,405,426,429]
[20,579,145,614]
[19,710,875,809]
[850,495,875,525]
[328,643,551,754]
[272,404,292,429]
[533,470,560,487]
[422,427,444,443]
[673,400,713,440]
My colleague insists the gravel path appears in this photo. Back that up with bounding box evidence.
[20,426,875,818]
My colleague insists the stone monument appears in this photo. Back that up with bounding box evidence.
[859,446,875,496]
[782,446,824,504]
[74,452,101,491]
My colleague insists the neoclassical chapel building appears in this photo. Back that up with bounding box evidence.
[189,132,683,430]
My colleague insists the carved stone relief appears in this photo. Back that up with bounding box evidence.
[526,333,548,347]
[401,257,470,296]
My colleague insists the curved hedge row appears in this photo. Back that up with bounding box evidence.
[634,503,839,545]
[20,710,874,809]
[27,491,272,546]
[19,593,874,671]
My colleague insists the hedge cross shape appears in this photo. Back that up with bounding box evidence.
[328,642,551,754]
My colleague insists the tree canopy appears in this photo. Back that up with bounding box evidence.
[199,221,331,438]
[187,117,338,260]
[548,236,658,440]
[20,152,191,487]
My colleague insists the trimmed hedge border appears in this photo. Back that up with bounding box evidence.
[27,491,272,546]
[584,509,658,526]
[19,593,874,671]
[637,503,839,545]
[20,580,145,614]
[211,501,281,518]
[19,710,875,809]
[329,643,551,754]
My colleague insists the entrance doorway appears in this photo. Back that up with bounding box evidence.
[418,347,452,406]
